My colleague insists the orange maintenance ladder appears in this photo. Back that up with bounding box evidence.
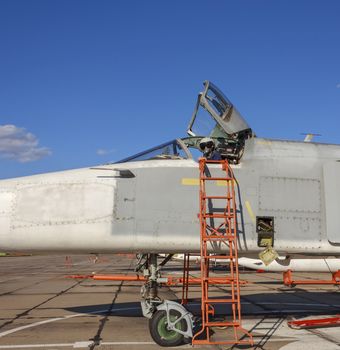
[192,158,253,346]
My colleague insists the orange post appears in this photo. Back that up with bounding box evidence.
[181,253,190,305]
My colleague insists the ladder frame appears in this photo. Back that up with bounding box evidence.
[192,158,253,345]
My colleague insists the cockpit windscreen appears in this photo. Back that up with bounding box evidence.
[116,140,188,163]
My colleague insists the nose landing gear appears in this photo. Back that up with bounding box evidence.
[138,254,194,347]
[149,304,192,347]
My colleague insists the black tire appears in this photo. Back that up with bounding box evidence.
[149,310,186,347]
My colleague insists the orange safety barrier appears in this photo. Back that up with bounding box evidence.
[288,316,340,329]
[66,274,248,286]
[283,269,340,286]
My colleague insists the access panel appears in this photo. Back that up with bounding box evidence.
[323,162,340,244]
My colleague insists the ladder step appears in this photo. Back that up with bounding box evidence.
[203,214,234,218]
[201,177,234,181]
[202,195,232,199]
[203,159,228,164]
[203,236,235,241]
[204,298,237,303]
[205,321,241,327]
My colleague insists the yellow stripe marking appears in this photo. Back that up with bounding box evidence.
[245,200,256,223]
[181,178,199,186]
[181,178,237,186]
[216,180,236,186]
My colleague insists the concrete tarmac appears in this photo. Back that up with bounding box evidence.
[0,254,340,349]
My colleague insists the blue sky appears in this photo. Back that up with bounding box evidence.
[0,0,339,179]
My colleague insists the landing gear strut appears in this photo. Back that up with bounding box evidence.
[137,253,193,347]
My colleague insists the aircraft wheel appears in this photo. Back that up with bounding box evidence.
[149,310,186,347]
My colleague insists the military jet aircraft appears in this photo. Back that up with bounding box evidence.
[1,81,340,346]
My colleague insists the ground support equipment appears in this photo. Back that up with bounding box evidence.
[283,269,340,286]
[191,158,253,346]
[288,316,340,329]
[67,273,248,286]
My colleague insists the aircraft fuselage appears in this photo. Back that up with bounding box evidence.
[1,137,340,256]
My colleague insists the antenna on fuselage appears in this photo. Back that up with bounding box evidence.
[301,133,321,142]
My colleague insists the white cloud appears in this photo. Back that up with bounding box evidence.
[96,148,115,156]
[0,124,51,163]
[337,83,340,88]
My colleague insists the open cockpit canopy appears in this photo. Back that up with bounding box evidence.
[116,81,252,164]
[187,81,252,140]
